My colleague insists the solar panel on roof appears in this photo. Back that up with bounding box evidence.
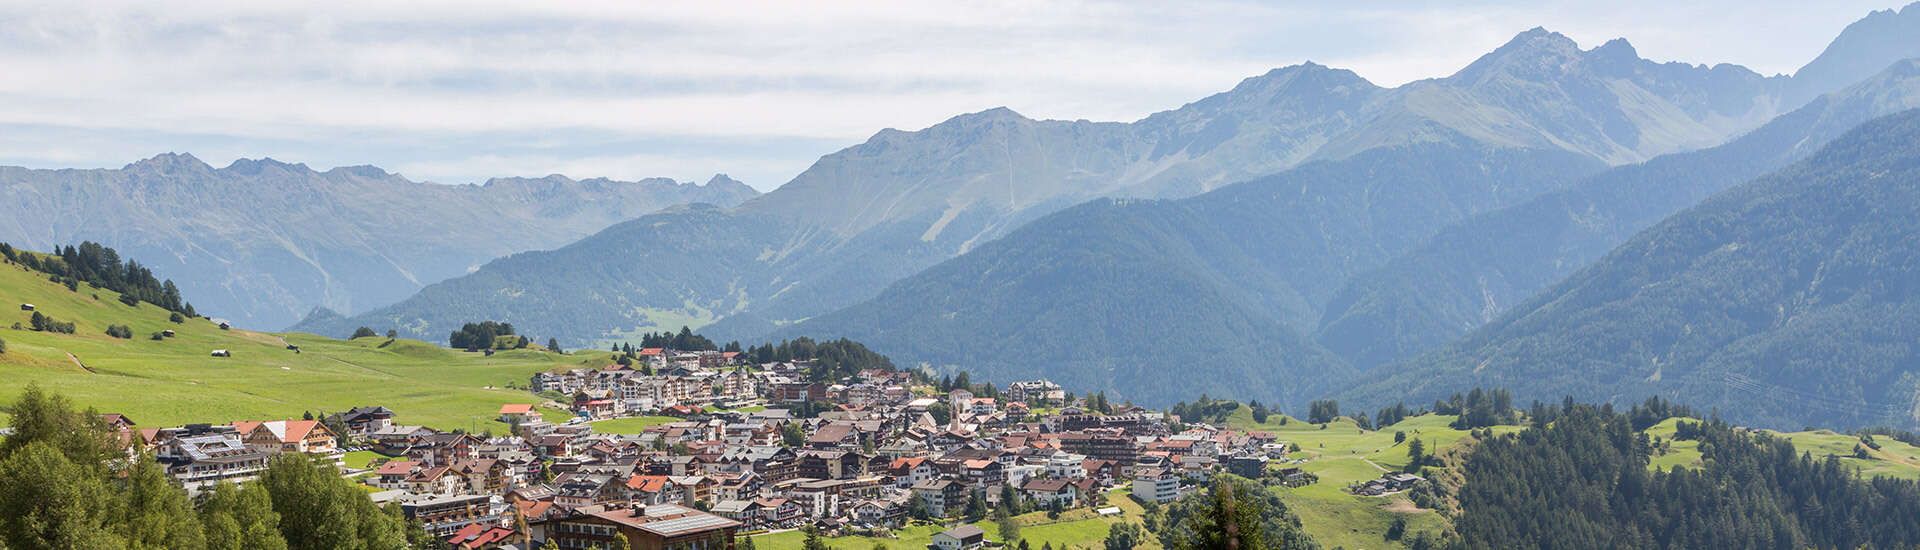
[640,514,739,536]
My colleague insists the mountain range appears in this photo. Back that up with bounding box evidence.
[301,23,1836,348]
[0,157,757,328]
[23,3,1920,429]
[785,57,1920,407]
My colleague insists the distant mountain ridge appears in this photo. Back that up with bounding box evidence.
[309,26,1826,346]
[0,155,758,329]
[776,15,1920,407]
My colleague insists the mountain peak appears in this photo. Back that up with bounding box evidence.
[704,173,751,190]
[125,152,211,173]
[1451,27,1583,83]
[222,157,310,175]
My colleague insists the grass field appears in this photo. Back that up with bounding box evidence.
[1244,409,1517,549]
[1645,417,1920,480]
[750,488,1153,550]
[0,259,604,430]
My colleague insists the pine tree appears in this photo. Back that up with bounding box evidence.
[547,338,564,354]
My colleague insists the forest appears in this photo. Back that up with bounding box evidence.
[1,241,196,316]
[1451,399,1920,549]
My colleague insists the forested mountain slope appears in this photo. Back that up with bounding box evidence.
[1319,59,1920,369]
[780,142,1604,406]
[1344,109,1920,429]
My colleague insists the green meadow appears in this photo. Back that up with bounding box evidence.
[0,259,598,430]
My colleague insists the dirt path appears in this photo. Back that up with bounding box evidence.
[67,352,97,373]
[1360,458,1390,472]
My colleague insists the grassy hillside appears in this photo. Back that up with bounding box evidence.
[1646,418,1920,481]
[0,257,594,429]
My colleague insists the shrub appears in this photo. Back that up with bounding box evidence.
[105,324,133,339]
[0,336,7,353]
[117,294,139,307]
[168,312,185,323]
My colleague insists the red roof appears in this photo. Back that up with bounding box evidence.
[627,474,671,493]
[447,524,516,549]
[376,460,420,476]
[499,404,534,414]
[639,347,665,356]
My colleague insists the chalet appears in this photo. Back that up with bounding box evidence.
[1020,478,1079,508]
[334,406,396,435]
[406,465,462,495]
[624,474,679,505]
[233,419,340,457]
[553,473,626,510]
[932,525,987,550]
[850,494,910,527]
[18,303,33,311]
[887,456,939,488]
[374,460,421,490]
[960,459,1006,487]
[498,404,541,425]
[210,349,230,357]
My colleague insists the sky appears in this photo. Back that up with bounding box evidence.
[0,1,1905,191]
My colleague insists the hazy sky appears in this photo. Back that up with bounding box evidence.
[0,1,1905,190]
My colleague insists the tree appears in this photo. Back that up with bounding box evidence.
[1385,515,1407,541]
[121,453,208,549]
[258,454,407,550]
[1307,400,1340,424]
[965,488,989,522]
[612,532,631,549]
[0,441,128,550]
[199,482,286,550]
[547,338,564,354]
[0,336,7,354]
[0,385,117,470]
[169,312,186,323]
[351,327,377,339]
[1104,522,1144,550]
[739,535,758,550]
[781,423,807,448]
[801,525,831,550]
[386,329,397,339]
[1405,438,1427,473]
[995,506,1021,543]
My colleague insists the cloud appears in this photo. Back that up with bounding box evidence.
[0,0,1901,189]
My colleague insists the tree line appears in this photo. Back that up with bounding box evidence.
[0,385,439,550]
[1,241,196,317]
